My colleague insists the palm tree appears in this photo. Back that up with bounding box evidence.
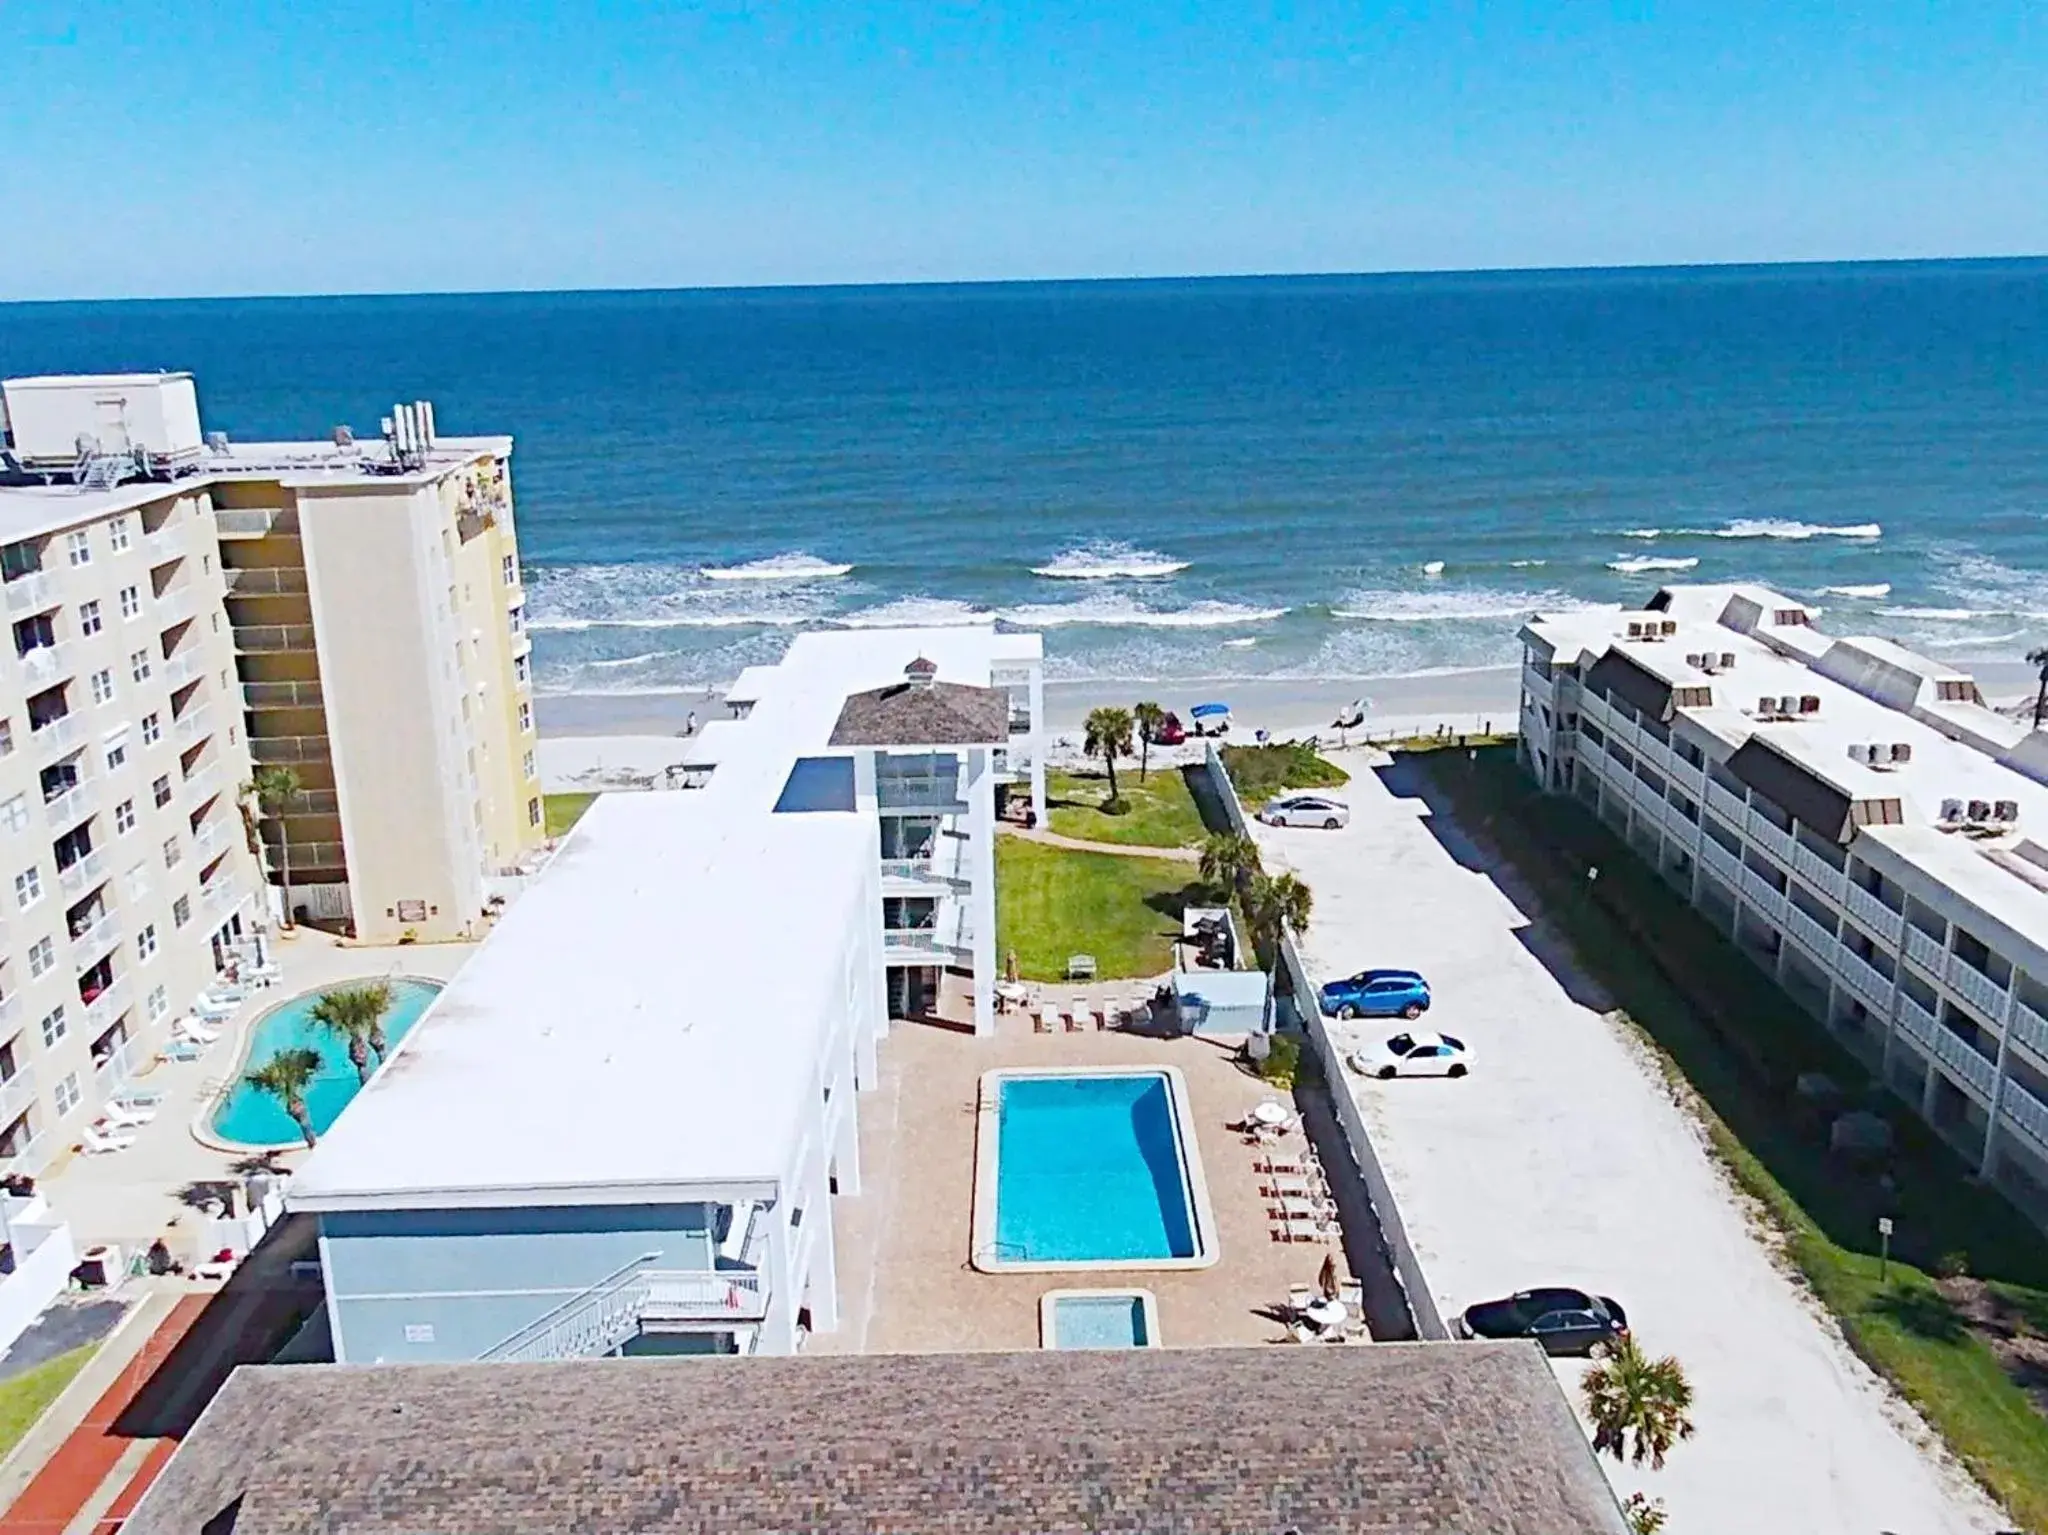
[1132,701,1166,782]
[1245,871,1314,1032]
[1581,1335,1696,1470]
[1083,706,1135,806]
[309,983,393,1085]
[1198,830,1263,902]
[245,765,304,929]
[2028,644,2048,730]
[244,1046,323,1148]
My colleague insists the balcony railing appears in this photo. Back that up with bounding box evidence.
[42,779,97,830]
[880,858,971,889]
[57,850,106,897]
[1930,1024,1997,1100]
[0,1127,54,1178]
[193,817,225,856]
[1745,810,1794,864]
[234,624,316,653]
[1698,838,1740,889]
[215,509,286,539]
[69,912,121,964]
[91,1033,141,1087]
[153,585,199,631]
[1738,866,1788,926]
[201,877,245,917]
[2,573,56,616]
[30,716,81,755]
[1789,842,1846,903]
[876,781,969,814]
[222,566,308,595]
[1895,994,1937,1047]
[1835,949,1893,1013]
[17,645,70,686]
[2011,998,2048,1066]
[0,1067,37,1127]
[141,522,184,564]
[882,928,967,959]
[80,980,128,1035]
[2003,1076,2048,1153]
[163,651,202,687]
[243,680,325,710]
[1783,903,1835,959]
[1903,925,1945,977]
[1843,883,1904,946]
[248,734,329,764]
[182,761,226,805]
[480,1254,662,1364]
[1667,756,1704,797]
[1705,780,1745,827]
[173,705,214,746]
[1944,954,2010,1021]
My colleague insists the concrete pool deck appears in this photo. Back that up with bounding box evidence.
[813,1012,1362,1354]
[1254,746,2006,1532]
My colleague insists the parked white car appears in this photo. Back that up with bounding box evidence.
[1348,1030,1473,1080]
[1259,793,1351,829]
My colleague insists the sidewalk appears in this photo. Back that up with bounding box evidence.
[996,824,1200,862]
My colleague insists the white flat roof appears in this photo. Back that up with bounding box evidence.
[289,791,874,1210]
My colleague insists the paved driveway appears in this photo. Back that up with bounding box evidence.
[1254,749,2003,1532]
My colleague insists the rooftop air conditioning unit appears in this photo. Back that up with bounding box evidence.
[1685,653,1703,668]
[1889,742,1911,764]
[1967,800,1992,823]
[1661,620,1678,636]
[1845,743,1869,765]
[1720,652,1736,669]
[1800,695,1820,713]
[1994,799,2020,823]
[1759,696,1778,716]
[1940,797,1964,824]
[1626,621,1645,639]
[1779,695,1800,715]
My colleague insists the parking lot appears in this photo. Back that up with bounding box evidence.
[1254,748,2004,1532]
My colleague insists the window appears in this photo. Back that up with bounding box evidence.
[501,553,518,586]
[514,655,530,685]
[0,719,12,757]
[146,983,168,1021]
[124,862,149,901]
[103,731,128,772]
[140,713,160,746]
[518,701,533,734]
[118,584,140,620]
[0,795,25,834]
[129,649,152,683]
[27,937,54,978]
[521,749,535,780]
[65,531,91,567]
[162,835,182,869]
[172,894,190,928]
[78,600,102,636]
[14,867,40,909]
[528,796,542,827]
[136,923,157,962]
[509,607,525,635]
[39,1006,65,1048]
[114,799,135,835]
[53,1072,79,1116]
[90,668,115,706]
[151,775,171,808]
[108,516,132,552]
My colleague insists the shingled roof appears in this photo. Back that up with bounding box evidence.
[828,659,1010,747]
[126,1346,1627,1535]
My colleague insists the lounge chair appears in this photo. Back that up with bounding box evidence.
[192,996,236,1022]
[1033,1007,1054,1035]
[100,1100,157,1128]
[176,1018,222,1045]
[81,1124,134,1154]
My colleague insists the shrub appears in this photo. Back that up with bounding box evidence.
[1935,1250,1971,1281]
[1258,1033,1302,1088]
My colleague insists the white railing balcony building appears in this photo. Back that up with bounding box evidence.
[1894,994,1937,1047]
[2012,998,2048,1067]
[1699,839,1740,888]
[1738,866,1788,926]
[0,1066,37,1126]
[1783,903,1835,959]
[1944,955,2010,1022]
[1903,925,1946,977]
[57,850,106,897]
[2002,1077,2048,1154]
[69,912,121,964]
[18,645,70,686]
[1835,950,1893,1013]
[164,651,202,687]
[81,981,128,1035]
[31,716,81,756]
[1930,1025,1997,1100]
[1705,780,1746,827]
[1668,757,1704,797]
[1745,810,1794,864]
[1789,842,1846,903]
[42,780,97,831]
[640,1269,768,1321]
[2,573,56,616]
[1843,883,1904,946]
[173,705,214,747]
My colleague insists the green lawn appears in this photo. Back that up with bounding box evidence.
[544,792,598,837]
[1046,766,1206,849]
[995,836,1197,982]
[1414,746,2048,1530]
[1217,742,1349,807]
[0,1344,96,1459]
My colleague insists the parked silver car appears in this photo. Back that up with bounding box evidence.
[1258,793,1351,829]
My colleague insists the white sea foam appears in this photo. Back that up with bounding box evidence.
[1332,588,1617,623]
[1874,606,1989,621]
[1031,541,1190,579]
[1422,561,1446,576]
[1710,519,1882,540]
[833,597,995,629]
[1817,583,1892,598]
[526,612,812,631]
[700,552,854,581]
[1001,596,1283,629]
[1607,556,1700,574]
[1221,637,1259,648]
[1509,559,1547,568]
[586,652,663,669]
[1621,528,1664,540]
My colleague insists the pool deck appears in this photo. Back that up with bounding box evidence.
[814,1010,1357,1354]
[32,931,475,1258]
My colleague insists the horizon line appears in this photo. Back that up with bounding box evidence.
[4,252,2045,309]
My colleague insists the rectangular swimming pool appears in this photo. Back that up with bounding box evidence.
[973,1067,1216,1271]
[1041,1290,1159,1349]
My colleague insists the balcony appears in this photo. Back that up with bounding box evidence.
[882,928,969,962]
[193,816,226,856]
[248,735,328,766]
[214,509,284,539]
[0,1066,37,1127]
[243,680,324,710]
[234,624,316,653]
[173,705,214,747]
[1698,838,1740,889]
[1737,866,1788,926]
[1842,882,1904,947]
[182,761,226,805]
[1667,756,1704,798]
[880,858,972,891]
[0,1126,53,1177]
[69,911,120,964]
[141,521,185,564]
[1835,949,1893,1013]
[1902,924,1945,977]
[2011,998,2048,1066]
[41,779,97,831]
[2,573,56,616]
[1789,842,1846,903]
[1745,810,1794,864]
[30,716,81,757]
[17,644,70,686]
[91,1033,141,1087]
[876,782,969,815]
[222,566,307,596]
[201,877,244,917]
[80,980,127,1035]
[1929,1024,1997,1101]
[1944,954,2010,1022]
[1783,903,1835,959]
[154,585,198,630]
[164,650,202,687]
[1521,664,1556,707]
[57,850,106,897]
[1894,994,1937,1048]
[1705,780,1745,827]
[478,1260,769,1364]
[2003,1076,2048,1154]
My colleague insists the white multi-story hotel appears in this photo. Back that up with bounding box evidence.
[1519,585,2048,1222]
[288,627,1045,1361]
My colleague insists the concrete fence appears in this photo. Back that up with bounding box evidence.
[1200,744,1449,1341]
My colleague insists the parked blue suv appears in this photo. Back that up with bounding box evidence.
[1318,968,1431,1020]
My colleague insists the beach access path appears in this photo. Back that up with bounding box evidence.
[998,825,1200,862]
[1254,746,2007,1533]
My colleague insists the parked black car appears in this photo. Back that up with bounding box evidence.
[1455,1287,1629,1357]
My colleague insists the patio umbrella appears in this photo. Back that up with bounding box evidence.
[1318,1251,1340,1301]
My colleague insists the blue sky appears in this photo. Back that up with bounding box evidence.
[2,2,2043,298]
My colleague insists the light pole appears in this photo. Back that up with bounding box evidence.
[1877,1216,1894,1284]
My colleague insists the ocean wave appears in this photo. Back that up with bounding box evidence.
[1607,556,1700,573]
[1002,596,1283,629]
[1711,518,1881,540]
[1818,583,1891,598]
[1221,637,1259,648]
[1874,606,1992,621]
[1031,541,1189,579]
[1422,561,1446,576]
[586,652,663,669]
[527,613,812,631]
[1923,628,2027,649]
[701,552,853,581]
[1621,528,1664,540]
[1509,559,1548,568]
[1331,588,1617,623]
[833,597,995,629]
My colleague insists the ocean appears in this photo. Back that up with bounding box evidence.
[2,261,2044,695]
